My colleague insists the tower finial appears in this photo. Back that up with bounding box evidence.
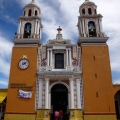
[85,0,89,1]
[31,0,35,3]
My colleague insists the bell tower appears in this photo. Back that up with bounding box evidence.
[5,1,43,120]
[77,0,116,120]
[78,0,104,38]
[16,0,42,40]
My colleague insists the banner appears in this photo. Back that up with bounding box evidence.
[18,90,32,99]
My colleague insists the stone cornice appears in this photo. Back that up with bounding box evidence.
[13,38,42,44]
[37,71,82,78]
[78,14,103,19]
[18,16,41,20]
[77,37,109,44]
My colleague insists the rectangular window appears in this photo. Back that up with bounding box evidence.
[95,73,97,78]
[96,92,98,97]
[55,53,64,69]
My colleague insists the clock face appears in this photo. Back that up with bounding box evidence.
[19,59,29,70]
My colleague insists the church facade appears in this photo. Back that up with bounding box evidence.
[3,0,120,120]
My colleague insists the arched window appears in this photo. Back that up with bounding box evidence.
[35,10,38,16]
[24,23,31,38]
[95,9,97,14]
[88,21,96,37]
[24,11,25,16]
[114,90,120,119]
[88,8,92,15]
[82,9,85,14]
[28,9,32,16]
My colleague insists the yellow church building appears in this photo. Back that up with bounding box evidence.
[0,0,120,120]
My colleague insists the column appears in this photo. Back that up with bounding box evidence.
[37,22,40,35]
[80,20,82,34]
[76,79,82,109]
[45,78,49,109]
[82,19,85,37]
[17,20,21,34]
[47,49,49,66]
[34,20,37,34]
[50,49,52,66]
[66,49,68,66]
[99,18,103,33]
[69,78,74,109]
[38,79,43,108]
[69,48,71,66]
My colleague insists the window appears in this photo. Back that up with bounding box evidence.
[35,10,38,16]
[24,11,25,16]
[88,21,97,37]
[82,9,85,14]
[95,9,97,14]
[24,23,31,38]
[55,53,64,69]
[28,9,32,16]
[88,8,92,15]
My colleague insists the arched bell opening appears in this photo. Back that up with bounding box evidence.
[88,8,92,15]
[95,9,97,14]
[114,90,120,119]
[24,23,31,38]
[88,21,97,37]
[50,84,69,120]
[82,8,85,15]
[35,10,38,16]
[28,9,32,16]
[24,11,25,16]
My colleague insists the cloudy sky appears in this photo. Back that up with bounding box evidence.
[0,0,120,88]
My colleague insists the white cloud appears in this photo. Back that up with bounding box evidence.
[0,80,8,86]
[0,35,13,77]
[113,79,120,84]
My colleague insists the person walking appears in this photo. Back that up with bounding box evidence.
[54,110,59,120]
[59,110,63,120]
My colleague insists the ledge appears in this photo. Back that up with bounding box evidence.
[13,38,42,44]
[77,37,109,44]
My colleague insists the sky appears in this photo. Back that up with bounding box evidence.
[0,0,120,88]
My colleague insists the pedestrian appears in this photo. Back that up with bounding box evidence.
[54,110,59,120]
[59,110,63,120]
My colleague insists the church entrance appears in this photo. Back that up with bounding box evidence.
[51,84,69,120]
[114,90,120,119]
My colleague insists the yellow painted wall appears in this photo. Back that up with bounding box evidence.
[4,114,36,120]
[84,115,116,120]
[81,45,115,113]
[5,47,38,113]
[113,85,120,96]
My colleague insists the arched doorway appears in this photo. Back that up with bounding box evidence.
[51,84,69,120]
[114,90,120,119]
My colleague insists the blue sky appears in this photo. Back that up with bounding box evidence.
[0,0,120,88]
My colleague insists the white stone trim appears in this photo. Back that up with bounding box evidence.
[49,80,69,92]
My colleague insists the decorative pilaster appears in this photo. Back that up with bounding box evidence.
[69,78,74,109]
[66,49,68,66]
[50,50,52,66]
[76,79,82,109]
[45,78,50,109]
[69,48,72,66]
[38,79,43,108]
[47,49,49,66]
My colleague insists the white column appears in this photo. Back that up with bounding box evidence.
[66,49,68,66]
[82,19,85,37]
[47,49,49,66]
[17,20,21,34]
[38,79,43,108]
[50,50,52,66]
[76,79,82,109]
[99,18,103,33]
[37,22,40,34]
[34,20,37,34]
[80,20,82,34]
[69,48,71,66]
[45,78,49,109]
[69,78,74,109]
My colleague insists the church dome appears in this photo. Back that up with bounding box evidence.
[79,0,97,15]
[23,0,41,17]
